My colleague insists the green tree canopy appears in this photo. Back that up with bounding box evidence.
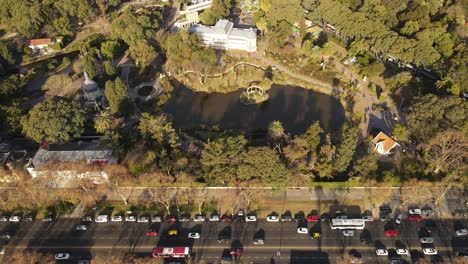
[199,0,232,25]
[304,121,323,154]
[100,40,123,60]
[0,0,44,37]
[333,125,359,173]
[104,77,131,115]
[237,146,291,186]
[21,97,85,143]
[129,41,158,69]
[138,113,178,149]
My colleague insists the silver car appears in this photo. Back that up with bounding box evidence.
[420,237,434,243]
[395,214,403,224]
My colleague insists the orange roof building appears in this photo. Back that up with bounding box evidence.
[28,38,53,47]
[372,131,400,155]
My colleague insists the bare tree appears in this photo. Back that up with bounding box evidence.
[3,250,55,263]
[147,188,176,215]
[424,130,468,175]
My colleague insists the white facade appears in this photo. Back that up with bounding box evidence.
[190,20,257,52]
[174,12,200,29]
[186,0,212,13]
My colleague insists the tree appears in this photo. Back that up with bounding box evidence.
[21,97,85,143]
[0,100,24,135]
[237,146,291,185]
[103,60,116,76]
[54,0,98,22]
[112,10,159,46]
[200,135,247,185]
[351,153,378,179]
[313,136,335,178]
[83,54,97,80]
[138,113,178,148]
[393,124,408,142]
[41,74,73,97]
[199,0,232,25]
[424,130,467,175]
[268,120,285,152]
[100,40,122,59]
[94,111,113,133]
[0,75,19,100]
[129,41,158,69]
[0,0,44,37]
[304,121,323,155]
[333,126,359,173]
[104,78,131,115]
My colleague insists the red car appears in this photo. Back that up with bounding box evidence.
[408,215,422,222]
[220,215,233,222]
[385,229,398,237]
[146,229,158,237]
[306,214,319,222]
[165,216,177,223]
[230,248,243,256]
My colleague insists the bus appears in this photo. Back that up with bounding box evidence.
[152,247,191,258]
[330,219,365,230]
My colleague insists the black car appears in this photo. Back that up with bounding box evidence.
[379,205,392,214]
[379,212,391,221]
[280,215,292,222]
[320,213,329,222]
[294,213,305,222]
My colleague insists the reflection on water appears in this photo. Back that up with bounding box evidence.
[162,84,345,134]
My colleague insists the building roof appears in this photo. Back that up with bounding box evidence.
[213,20,233,35]
[31,141,116,168]
[372,131,398,153]
[29,38,53,46]
[191,20,256,41]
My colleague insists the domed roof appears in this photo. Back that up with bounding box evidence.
[83,71,99,93]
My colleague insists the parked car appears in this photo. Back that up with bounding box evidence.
[297,227,308,234]
[151,215,162,222]
[9,216,21,222]
[246,216,257,222]
[22,215,33,221]
[208,213,220,222]
[306,214,319,222]
[42,216,53,222]
[55,253,70,260]
[385,230,398,237]
[343,230,355,236]
[294,213,305,222]
[396,249,410,256]
[423,248,437,255]
[188,232,200,239]
[193,214,206,222]
[420,237,434,243]
[179,216,190,222]
[456,229,467,236]
[230,248,243,256]
[125,215,136,222]
[408,215,422,222]
[281,214,292,222]
[95,215,108,223]
[395,214,403,224]
[76,225,87,231]
[320,213,329,222]
[267,215,279,222]
[376,249,388,256]
[362,215,374,222]
[220,214,233,222]
[137,216,149,223]
[167,229,178,236]
[408,208,422,215]
[0,216,8,222]
[111,216,123,222]
[253,238,264,245]
[379,212,390,221]
[0,232,11,240]
[165,216,177,223]
[422,208,434,216]
[82,216,93,222]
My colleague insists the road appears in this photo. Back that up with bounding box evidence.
[1,214,467,264]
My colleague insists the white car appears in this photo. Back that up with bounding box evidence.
[95,215,108,223]
[246,216,257,222]
[456,228,468,236]
[362,215,374,222]
[396,249,410,256]
[297,227,308,234]
[395,214,403,224]
[76,225,87,231]
[151,216,162,222]
[9,216,21,222]
[376,249,388,256]
[188,232,200,239]
[423,248,437,255]
[55,253,70,260]
[111,216,123,222]
[420,237,434,243]
[267,215,279,222]
[137,216,149,223]
[343,230,355,236]
[0,216,7,222]
[208,214,220,222]
[125,215,136,222]
[193,215,206,222]
[82,216,93,222]
[408,208,422,215]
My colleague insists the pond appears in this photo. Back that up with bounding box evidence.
[162,84,345,135]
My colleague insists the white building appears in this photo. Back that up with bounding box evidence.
[190,20,257,52]
[186,0,212,13]
[372,131,400,156]
[174,12,200,29]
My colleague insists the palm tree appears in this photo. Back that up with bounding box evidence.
[268,120,285,153]
[94,111,113,133]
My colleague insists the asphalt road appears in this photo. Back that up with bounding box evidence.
[1,215,467,264]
